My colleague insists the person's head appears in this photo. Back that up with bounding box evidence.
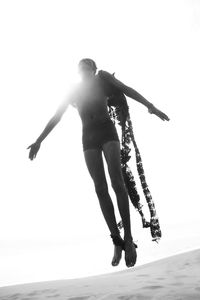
[78,58,97,80]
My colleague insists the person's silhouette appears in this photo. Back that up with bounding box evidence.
[27,58,170,268]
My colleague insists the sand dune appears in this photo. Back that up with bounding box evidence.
[0,248,200,300]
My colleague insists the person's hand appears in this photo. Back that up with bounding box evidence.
[27,142,41,160]
[148,105,170,121]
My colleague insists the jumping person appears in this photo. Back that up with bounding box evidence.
[27,58,170,268]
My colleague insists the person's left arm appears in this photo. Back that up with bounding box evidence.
[100,70,170,121]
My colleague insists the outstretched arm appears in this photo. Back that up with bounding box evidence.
[36,98,70,144]
[27,97,71,160]
[120,83,170,121]
[99,70,170,121]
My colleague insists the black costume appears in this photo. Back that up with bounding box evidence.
[82,118,119,151]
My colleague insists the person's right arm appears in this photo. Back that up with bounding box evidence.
[36,98,70,144]
[27,97,71,160]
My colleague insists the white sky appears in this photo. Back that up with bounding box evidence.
[0,0,200,286]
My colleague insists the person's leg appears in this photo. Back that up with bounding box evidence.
[83,148,119,236]
[83,148,123,266]
[102,141,132,241]
[102,140,137,267]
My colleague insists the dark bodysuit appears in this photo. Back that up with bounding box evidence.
[71,74,119,151]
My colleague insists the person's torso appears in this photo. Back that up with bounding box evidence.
[72,75,112,127]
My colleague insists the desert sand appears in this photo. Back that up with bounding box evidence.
[0,248,200,300]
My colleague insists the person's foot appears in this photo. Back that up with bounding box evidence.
[111,244,123,266]
[124,238,137,268]
[110,234,125,266]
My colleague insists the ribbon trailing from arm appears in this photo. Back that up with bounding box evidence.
[98,70,162,243]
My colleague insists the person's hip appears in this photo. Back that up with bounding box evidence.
[82,119,119,151]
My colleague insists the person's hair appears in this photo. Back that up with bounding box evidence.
[78,58,97,73]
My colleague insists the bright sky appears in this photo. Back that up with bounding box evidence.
[0,0,200,286]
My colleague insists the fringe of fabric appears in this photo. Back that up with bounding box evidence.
[108,101,162,243]
[98,69,162,242]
